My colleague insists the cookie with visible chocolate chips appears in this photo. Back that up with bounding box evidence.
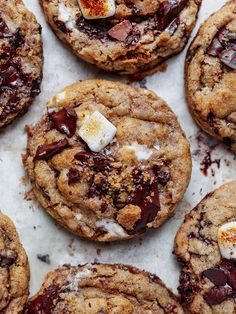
[185,0,236,152]
[0,0,43,128]
[23,79,191,242]
[0,212,30,313]
[40,0,201,76]
[174,181,236,313]
[25,263,184,313]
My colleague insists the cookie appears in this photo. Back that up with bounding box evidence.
[25,263,184,313]
[39,0,201,76]
[174,181,236,313]
[0,0,43,128]
[0,212,30,313]
[23,79,191,242]
[185,0,236,152]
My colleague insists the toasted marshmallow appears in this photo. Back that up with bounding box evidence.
[78,0,115,19]
[218,221,236,259]
[78,111,117,152]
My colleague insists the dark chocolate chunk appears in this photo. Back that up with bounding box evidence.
[207,38,224,56]
[131,170,160,233]
[75,152,110,172]
[108,20,133,42]
[156,0,187,32]
[67,168,80,185]
[37,254,51,265]
[203,268,227,286]
[0,255,15,267]
[25,285,60,314]
[35,138,69,160]
[204,286,233,305]
[219,49,236,69]
[0,64,19,88]
[207,27,236,69]
[49,107,77,137]
[178,270,199,305]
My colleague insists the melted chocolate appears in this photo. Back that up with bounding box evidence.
[77,18,109,42]
[202,259,236,305]
[35,138,69,160]
[49,107,77,137]
[25,285,60,314]
[178,270,200,305]
[131,170,160,233]
[156,0,187,32]
[75,152,110,172]
[200,150,220,176]
[208,27,236,69]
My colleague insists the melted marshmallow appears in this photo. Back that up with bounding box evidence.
[96,219,127,237]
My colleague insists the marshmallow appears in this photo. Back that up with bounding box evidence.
[78,0,115,19]
[218,221,236,259]
[78,111,117,152]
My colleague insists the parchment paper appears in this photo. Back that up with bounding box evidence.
[0,0,235,296]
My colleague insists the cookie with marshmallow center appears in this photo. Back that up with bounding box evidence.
[175,181,236,313]
[25,263,184,313]
[39,0,201,76]
[23,79,191,241]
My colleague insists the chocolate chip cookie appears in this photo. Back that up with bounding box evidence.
[23,79,191,242]
[40,0,201,76]
[185,0,236,152]
[25,263,184,313]
[0,212,30,313]
[174,181,236,313]
[0,0,43,128]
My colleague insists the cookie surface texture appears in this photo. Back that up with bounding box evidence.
[25,263,184,314]
[40,0,201,75]
[0,212,30,313]
[23,79,191,241]
[185,0,236,152]
[175,181,236,313]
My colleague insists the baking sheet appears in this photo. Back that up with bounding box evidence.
[0,0,235,296]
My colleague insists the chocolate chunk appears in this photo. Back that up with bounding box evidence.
[204,286,233,305]
[0,255,15,267]
[156,0,187,32]
[75,152,110,172]
[49,107,77,137]
[67,168,80,185]
[207,38,224,56]
[207,27,236,69]
[219,49,236,69]
[25,285,60,314]
[35,138,69,160]
[178,270,199,305]
[152,165,170,186]
[0,64,19,88]
[0,19,11,38]
[203,268,227,286]
[37,254,51,265]
[108,20,132,42]
[228,269,236,291]
[77,17,108,42]
[131,171,160,233]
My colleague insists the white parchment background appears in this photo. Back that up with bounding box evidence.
[0,0,235,296]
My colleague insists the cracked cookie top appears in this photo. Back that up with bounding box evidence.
[175,181,236,314]
[0,212,29,313]
[185,0,236,152]
[40,0,201,75]
[23,79,191,242]
[0,0,43,128]
[25,263,184,314]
